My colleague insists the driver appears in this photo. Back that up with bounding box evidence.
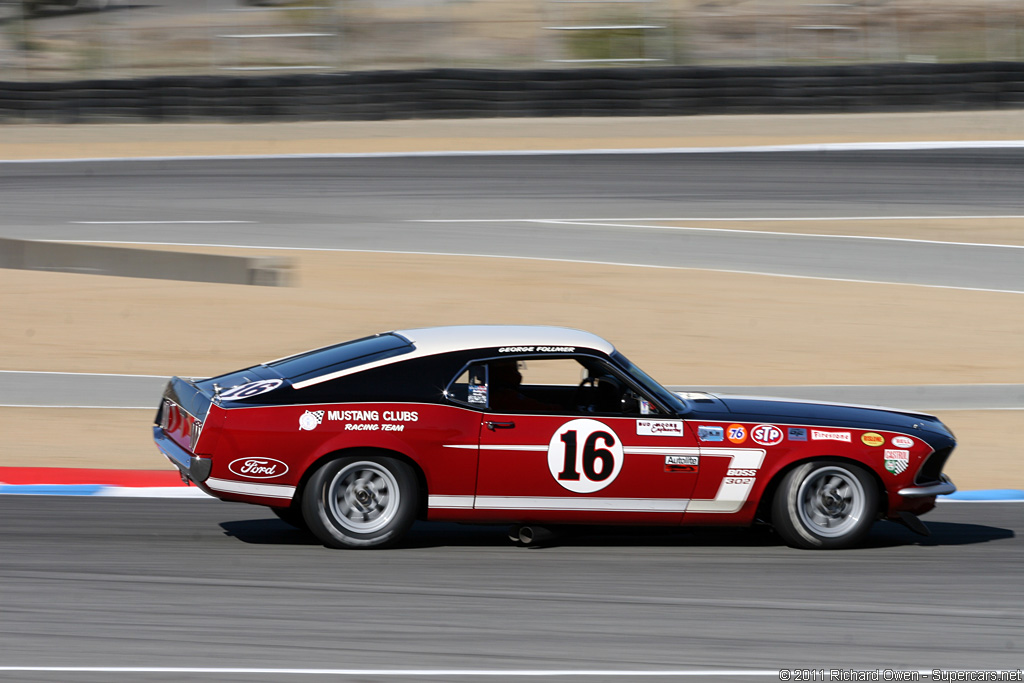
[489,360,561,413]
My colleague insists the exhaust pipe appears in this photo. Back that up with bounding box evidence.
[517,525,556,546]
[507,525,524,544]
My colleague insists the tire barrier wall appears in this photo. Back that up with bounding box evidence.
[0,238,294,286]
[2,62,1024,122]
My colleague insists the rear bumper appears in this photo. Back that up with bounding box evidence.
[898,474,956,498]
[153,426,213,489]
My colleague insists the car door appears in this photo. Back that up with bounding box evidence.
[469,355,700,525]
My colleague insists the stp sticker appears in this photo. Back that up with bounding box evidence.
[726,424,747,444]
[884,449,910,475]
[637,420,685,437]
[892,436,915,448]
[298,410,325,431]
[219,379,284,401]
[750,424,783,446]
[547,419,624,494]
[861,432,885,447]
[228,457,289,479]
[698,425,724,442]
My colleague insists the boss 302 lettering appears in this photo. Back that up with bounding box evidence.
[153,325,957,550]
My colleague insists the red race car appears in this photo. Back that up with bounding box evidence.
[154,326,956,550]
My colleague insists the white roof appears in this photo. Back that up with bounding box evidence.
[394,325,615,356]
[291,325,614,389]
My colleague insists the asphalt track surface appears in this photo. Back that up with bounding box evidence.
[2,151,1024,293]
[2,149,1023,679]
[0,497,1020,682]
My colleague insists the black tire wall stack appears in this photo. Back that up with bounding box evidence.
[3,62,1024,122]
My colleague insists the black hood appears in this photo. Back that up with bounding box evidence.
[679,392,955,449]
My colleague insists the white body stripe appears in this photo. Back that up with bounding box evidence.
[206,478,296,500]
[623,446,701,455]
[428,495,475,509]
[474,496,689,513]
[687,448,766,513]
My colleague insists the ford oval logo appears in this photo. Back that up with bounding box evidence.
[228,457,289,479]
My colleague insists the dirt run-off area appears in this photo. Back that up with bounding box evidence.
[0,111,1021,491]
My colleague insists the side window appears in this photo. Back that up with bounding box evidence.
[445,356,665,416]
[447,364,489,408]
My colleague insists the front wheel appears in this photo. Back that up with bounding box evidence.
[772,461,878,549]
[302,455,418,549]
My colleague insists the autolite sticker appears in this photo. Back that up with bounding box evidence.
[811,430,851,442]
[892,436,915,448]
[228,457,289,479]
[884,449,910,475]
[665,455,699,472]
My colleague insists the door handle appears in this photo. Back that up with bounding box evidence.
[485,421,516,431]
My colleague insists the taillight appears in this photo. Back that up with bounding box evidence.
[189,420,203,451]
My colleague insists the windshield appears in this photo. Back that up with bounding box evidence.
[610,351,688,414]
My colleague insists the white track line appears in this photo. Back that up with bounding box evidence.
[0,370,168,378]
[416,215,1024,222]
[416,218,1024,250]
[72,220,253,225]
[5,139,1024,163]
[34,241,1024,295]
[0,667,781,677]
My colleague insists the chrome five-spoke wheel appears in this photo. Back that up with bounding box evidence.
[303,454,418,549]
[773,461,878,549]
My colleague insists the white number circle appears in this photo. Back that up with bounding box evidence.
[547,419,624,494]
[219,379,284,401]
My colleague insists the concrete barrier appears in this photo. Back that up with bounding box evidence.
[0,238,293,287]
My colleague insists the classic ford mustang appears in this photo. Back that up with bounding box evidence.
[154,326,956,550]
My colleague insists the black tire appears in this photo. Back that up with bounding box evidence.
[771,460,879,549]
[270,504,309,531]
[302,455,418,549]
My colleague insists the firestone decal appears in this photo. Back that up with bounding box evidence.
[884,449,910,474]
[861,432,885,447]
[750,424,783,446]
[228,457,289,479]
[299,410,325,431]
[726,424,747,444]
[811,430,851,443]
[547,419,624,494]
[637,420,685,437]
[892,436,915,448]
[219,379,284,401]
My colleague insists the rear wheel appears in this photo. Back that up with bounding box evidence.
[302,455,418,549]
[772,461,878,549]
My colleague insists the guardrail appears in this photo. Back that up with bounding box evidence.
[1,62,1023,122]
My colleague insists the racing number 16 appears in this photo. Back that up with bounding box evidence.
[557,430,616,481]
[547,419,625,494]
